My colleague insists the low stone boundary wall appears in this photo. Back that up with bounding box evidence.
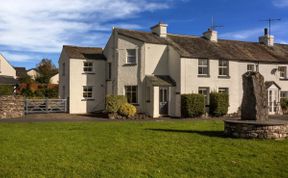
[0,95,24,119]
[224,120,288,139]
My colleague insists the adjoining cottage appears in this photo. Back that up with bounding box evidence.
[59,23,288,117]
[0,54,18,94]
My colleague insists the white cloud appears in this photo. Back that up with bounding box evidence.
[0,0,170,55]
[273,0,288,7]
[1,52,37,62]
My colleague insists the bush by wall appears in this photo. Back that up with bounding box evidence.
[209,92,229,117]
[281,98,288,114]
[181,94,205,118]
[105,95,127,113]
[0,85,14,96]
[118,103,137,118]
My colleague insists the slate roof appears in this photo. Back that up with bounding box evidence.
[115,28,288,64]
[14,67,27,77]
[0,76,18,85]
[146,75,176,86]
[265,81,281,89]
[63,45,106,60]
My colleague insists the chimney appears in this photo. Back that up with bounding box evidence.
[203,28,218,42]
[259,28,274,46]
[151,22,168,38]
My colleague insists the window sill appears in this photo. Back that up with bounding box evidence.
[280,78,288,81]
[82,72,95,74]
[218,76,231,79]
[123,63,137,66]
[198,75,210,78]
[81,99,95,101]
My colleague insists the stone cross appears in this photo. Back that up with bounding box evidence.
[241,72,268,121]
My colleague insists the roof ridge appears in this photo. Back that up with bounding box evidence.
[63,45,103,49]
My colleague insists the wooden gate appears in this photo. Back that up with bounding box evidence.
[25,99,67,114]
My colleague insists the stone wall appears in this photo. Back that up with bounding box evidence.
[0,95,24,119]
[224,120,288,139]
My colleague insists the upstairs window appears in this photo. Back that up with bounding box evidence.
[198,87,210,106]
[247,64,255,72]
[126,49,137,64]
[198,59,209,76]
[125,86,138,104]
[279,66,287,79]
[219,60,229,77]
[83,86,93,99]
[83,62,93,73]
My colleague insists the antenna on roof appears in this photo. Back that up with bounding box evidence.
[210,16,224,31]
[260,18,281,36]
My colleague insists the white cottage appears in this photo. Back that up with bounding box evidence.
[0,54,18,86]
[59,23,288,117]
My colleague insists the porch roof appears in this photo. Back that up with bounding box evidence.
[146,75,176,87]
[0,76,18,85]
[265,81,281,89]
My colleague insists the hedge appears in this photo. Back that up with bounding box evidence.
[0,85,14,96]
[281,98,288,113]
[209,92,229,117]
[181,94,205,118]
[105,95,127,113]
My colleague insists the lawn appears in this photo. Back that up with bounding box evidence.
[0,120,287,178]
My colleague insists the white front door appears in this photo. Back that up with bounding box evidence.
[268,89,279,115]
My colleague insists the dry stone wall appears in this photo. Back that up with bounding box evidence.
[0,95,24,119]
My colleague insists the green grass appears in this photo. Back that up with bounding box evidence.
[0,120,287,178]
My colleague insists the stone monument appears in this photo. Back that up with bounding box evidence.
[241,72,268,121]
[224,72,288,139]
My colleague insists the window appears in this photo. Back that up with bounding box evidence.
[108,63,112,80]
[126,49,137,64]
[83,86,93,99]
[219,60,229,76]
[198,87,210,105]
[247,64,255,72]
[125,86,138,104]
[219,87,229,94]
[281,91,288,99]
[83,62,93,73]
[198,59,209,76]
[279,66,287,79]
[62,63,65,76]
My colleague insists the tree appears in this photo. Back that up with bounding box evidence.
[35,59,58,84]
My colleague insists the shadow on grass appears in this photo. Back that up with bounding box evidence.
[146,128,226,138]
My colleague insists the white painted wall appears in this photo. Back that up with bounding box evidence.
[69,59,106,114]
[50,73,59,84]
[27,69,39,80]
[0,54,16,78]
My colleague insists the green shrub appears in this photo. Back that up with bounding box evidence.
[118,103,137,117]
[181,94,205,118]
[281,98,288,112]
[0,85,14,96]
[21,88,34,97]
[209,92,229,117]
[105,95,127,113]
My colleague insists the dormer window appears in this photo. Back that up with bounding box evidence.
[126,49,137,64]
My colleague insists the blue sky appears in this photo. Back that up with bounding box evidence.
[0,0,287,69]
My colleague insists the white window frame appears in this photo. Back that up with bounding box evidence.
[125,85,138,104]
[83,61,94,73]
[198,59,209,76]
[83,86,93,99]
[218,60,229,77]
[126,49,137,64]
[279,66,287,79]
[247,64,255,72]
[198,87,210,106]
